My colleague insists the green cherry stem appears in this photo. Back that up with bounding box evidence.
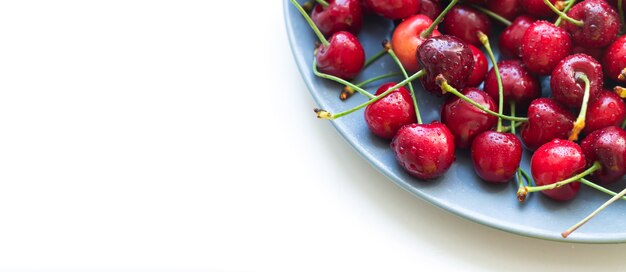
[315,69,427,119]
[579,178,626,201]
[364,46,390,69]
[516,168,534,202]
[341,72,401,100]
[386,44,422,124]
[478,31,505,132]
[555,0,577,26]
[312,58,375,99]
[523,161,602,194]
[290,0,329,46]
[510,101,517,135]
[544,0,584,27]
[436,75,529,122]
[502,122,523,133]
[421,0,460,38]
[568,72,591,141]
[470,4,512,26]
[562,186,626,238]
[315,0,329,7]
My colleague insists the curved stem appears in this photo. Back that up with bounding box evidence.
[421,0,459,38]
[502,122,522,133]
[470,4,512,26]
[436,75,529,122]
[562,186,626,238]
[524,161,601,194]
[354,72,402,88]
[554,0,577,26]
[516,168,534,202]
[579,178,626,201]
[364,47,389,69]
[313,58,375,99]
[478,31,504,132]
[290,0,329,46]
[316,69,427,119]
[568,72,590,141]
[544,0,583,27]
[315,0,329,7]
[387,47,422,124]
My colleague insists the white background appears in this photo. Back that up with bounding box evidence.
[0,0,625,271]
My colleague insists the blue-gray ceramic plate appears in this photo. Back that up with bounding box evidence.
[284,0,626,243]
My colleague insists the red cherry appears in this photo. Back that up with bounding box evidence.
[583,91,626,135]
[364,83,416,139]
[561,0,620,48]
[441,5,492,46]
[391,14,441,72]
[521,0,558,18]
[363,0,420,19]
[391,122,456,179]
[315,31,365,80]
[418,0,442,20]
[471,131,523,183]
[531,139,586,201]
[466,45,488,87]
[499,15,536,59]
[483,60,541,109]
[520,98,575,151]
[602,35,626,81]
[580,126,626,184]
[550,54,603,109]
[571,45,604,62]
[416,35,475,95]
[441,87,497,148]
[520,20,572,75]
[486,0,523,21]
[311,0,363,36]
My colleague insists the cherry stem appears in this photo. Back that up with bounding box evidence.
[502,122,522,133]
[387,44,422,124]
[554,0,577,26]
[436,75,529,122]
[510,102,517,135]
[421,0,459,39]
[469,4,512,26]
[478,31,505,132]
[562,185,626,238]
[364,46,390,69]
[315,69,427,119]
[544,0,584,27]
[315,0,329,7]
[579,178,626,201]
[516,168,533,202]
[568,72,590,141]
[290,0,329,46]
[524,161,601,194]
[343,72,401,100]
[313,58,375,99]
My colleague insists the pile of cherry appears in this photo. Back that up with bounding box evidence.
[291,0,626,238]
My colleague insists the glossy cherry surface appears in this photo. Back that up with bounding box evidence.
[311,0,363,36]
[520,98,575,151]
[521,20,571,75]
[364,83,416,140]
[441,87,497,149]
[499,15,535,59]
[531,139,586,201]
[483,60,540,109]
[550,54,603,109]
[584,91,626,135]
[580,126,626,184]
[521,0,558,18]
[391,14,441,73]
[315,31,365,80]
[391,122,456,180]
[471,131,523,183]
[418,0,442,20]
[441,5,491,46]
[416,35,474,95]
[363,0,420,19]
[561,0,620,48]
[487,0,522,21]
[466,45,488,87]
[603,35,626,81]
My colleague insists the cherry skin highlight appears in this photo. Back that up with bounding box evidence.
[580,126,626,184]
[471,131,523,183]
[391,122,456,180]
[521,21,572,75]
[441,87,497,149]
[416,35,475,95]
[531,139,586,201]
[315,31,365,80]
[550,54,603,109]
[441,5,491,46]
[364,83,417,140]
[391,14,441,73]
[520,98,575,151]
[467,45,488,87]
[561,0,620,48]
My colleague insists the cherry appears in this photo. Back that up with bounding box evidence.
[483,60,540,109]
[580,126,626,184]
[520,98,575,151]
[416,35,474,95]
[499,15,535,59]
[441,5,492,46]
[362,0,420,19]
[418,0,442,20]
[560,0,620,48]
[530,139,586,201]
[311,0,363,36]
[315,31,365,80]
[441,87,497,148]
[486,0,523,21]
[391,15,441,72]
[364,82,416,139]
[583,91,626,135]
[550,54,602,109]
[390,122,456,179]
[466,45,488,87]
[471,131,523,183]
[602,35,626,81]
[520,20,571,75]
[571,45,604,62]
[521,0,559,18]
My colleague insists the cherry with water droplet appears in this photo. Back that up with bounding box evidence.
[417,35,475,95]
[520,98,575,151]
[364,82,416,139]
[483,59,541,109]
[441,5,492,46]
[471,131,523,183]
[520,20,572,75]
[530,139,586,201]
[580,126,626,184]
[311,0,363,36]
[441,87,497,148]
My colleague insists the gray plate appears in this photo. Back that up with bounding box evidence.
[284,0,626,243]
